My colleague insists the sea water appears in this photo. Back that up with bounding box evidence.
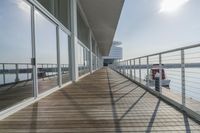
[1,68,200,101]
[0,72,57,85]
[125,68,200,101]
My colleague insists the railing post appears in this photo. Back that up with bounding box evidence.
[159,54,162,93]
[130,60,132,78]
[122,62,123,74]
[52,64,54,76]
[117,62,119,71]
[119,62,120,73]
[47,64,49,76]
[2,64,5,85]
[127,60,129,76]
[123,61,125,75]
[126,61,128,76]
[147,56,149,87]
[27,64,29,80]
[15,64,19,82]
[134,59,136,80]
[181,49,185,107]
[139,58,141,82]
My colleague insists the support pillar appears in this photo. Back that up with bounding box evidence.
[69,0,78,81]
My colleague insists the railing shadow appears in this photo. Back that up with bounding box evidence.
[145,99,160,133]
[30,102,38,133]
[114,86,139,103]
[107,69,147,133]
[111,80,129,88]
[106,69,122,133]
[119,91,147,121]
[60,89,101,129]
[112,82,134,93]
[183,113,191,133]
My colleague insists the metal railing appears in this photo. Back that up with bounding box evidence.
[0,63,69,86]
[110,43,200,121]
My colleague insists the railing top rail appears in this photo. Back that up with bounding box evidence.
[120,43,200,62]
[0,63,31,65]
[0,63,69,65]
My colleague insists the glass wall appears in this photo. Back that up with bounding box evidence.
[35,10,58,94]
[92,38,97,70]
[84,49,90,73]
[77,7,90,48]
[92,54,97,70]
[37,0,71,29]
[77,44,84,76]
[57,0,71,29]
[0,0,100,112]
[0,0,33,110]
[59,29,70,84]
[92,38,96,54]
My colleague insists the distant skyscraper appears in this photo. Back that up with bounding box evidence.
[103,41,123,66]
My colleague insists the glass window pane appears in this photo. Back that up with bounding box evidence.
[77,44,84,76]
[57,0,71,29]
[0,0,33,110]
[92,38,96,54]
[37,0,71,29]
[59,29,70,84]
[77,7,90,48]
[35,10,58,94]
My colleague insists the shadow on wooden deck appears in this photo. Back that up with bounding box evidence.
[0,67,199,133]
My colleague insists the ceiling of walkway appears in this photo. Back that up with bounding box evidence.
[79,0,124,56]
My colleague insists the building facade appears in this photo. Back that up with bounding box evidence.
[103,41,123,66]
[0,0,124,119]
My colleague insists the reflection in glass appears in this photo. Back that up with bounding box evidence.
[77,44,84,76]
[85,49,90,73]
[0,0,33,110]
[59,29,70,84]
[37,0,71,29]
[35,10,58,94]
[77,7,90,48]
[92,54,97,70]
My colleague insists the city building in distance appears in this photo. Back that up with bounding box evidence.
[103,41,123,66]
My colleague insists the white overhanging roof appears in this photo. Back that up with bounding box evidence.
[79,0,124,56]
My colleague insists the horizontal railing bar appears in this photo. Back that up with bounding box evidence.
[122,43,200,61]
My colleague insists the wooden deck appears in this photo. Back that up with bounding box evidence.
[0,68,199,132]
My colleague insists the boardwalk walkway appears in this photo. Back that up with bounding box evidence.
[0,68,199,132]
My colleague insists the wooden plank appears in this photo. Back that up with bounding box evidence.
[0,68,199,133]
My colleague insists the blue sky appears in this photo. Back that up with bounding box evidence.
[114,0,200,60]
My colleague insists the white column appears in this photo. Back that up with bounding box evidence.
[56,26,62,86]
[89,31,93,73]
[31,6,38,98]
[69,0,78,81]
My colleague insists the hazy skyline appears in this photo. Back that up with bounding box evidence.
[114,0,200,60]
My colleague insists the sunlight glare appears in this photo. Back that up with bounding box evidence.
[159,0,189,13]
[17,1,30,13]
